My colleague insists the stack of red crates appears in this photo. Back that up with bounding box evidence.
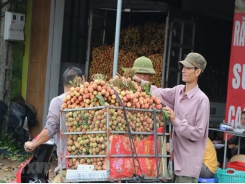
[227,161,245,172]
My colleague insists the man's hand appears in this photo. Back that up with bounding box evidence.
[228,144,238,149]
[132,75,141,83]
[163,106,175,123]
[24,141,36,152]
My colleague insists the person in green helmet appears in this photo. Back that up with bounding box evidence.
[132,56,156,82]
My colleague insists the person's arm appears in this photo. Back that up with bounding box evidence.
[172,96,210,141]
[143,80,209,141]
[228,144,239,149]
[25,129,50,151]
[24,96,61,151]
[140,79,178,109]
[133,76,177,109]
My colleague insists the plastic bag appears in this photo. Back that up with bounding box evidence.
[8,102,25,128]
[109,130,163,179]
[23,104,38,127]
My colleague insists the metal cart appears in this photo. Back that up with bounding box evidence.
[59,106,172,183]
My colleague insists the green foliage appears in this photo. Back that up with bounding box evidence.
[0,131,31,161]
[0,131,21,154]
[141,82,151,95]
[162,109,169,119]
[11,0,27,99]
[12,41,24,99]
[96,94,105,106]
[0,175,15,183]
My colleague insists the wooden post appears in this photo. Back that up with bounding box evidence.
[0,0,18,133]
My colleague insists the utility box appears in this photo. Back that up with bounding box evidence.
[4,11,25,41]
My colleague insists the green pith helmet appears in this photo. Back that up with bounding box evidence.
[132,56,156,74]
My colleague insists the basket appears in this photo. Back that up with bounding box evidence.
[215,168,245,183]
[227,161,245,172]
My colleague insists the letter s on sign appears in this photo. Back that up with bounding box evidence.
[232,63,241,89]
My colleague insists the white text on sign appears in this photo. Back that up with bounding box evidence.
[233,17,245,46]
[232,63,245,89]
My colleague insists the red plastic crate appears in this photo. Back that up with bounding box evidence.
[227,161,245,172]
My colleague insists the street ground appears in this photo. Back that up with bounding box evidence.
[0,153,244,183]
[0,156,57,182]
